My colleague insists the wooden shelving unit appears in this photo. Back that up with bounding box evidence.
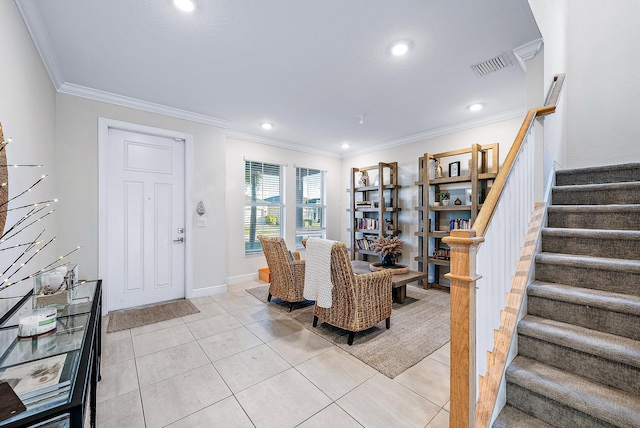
[415,144,498,288]
[348,162,401,261]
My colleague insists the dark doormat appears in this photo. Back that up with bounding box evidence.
[107,299,200,333]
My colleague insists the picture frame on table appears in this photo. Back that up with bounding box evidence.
[449,161,461,177]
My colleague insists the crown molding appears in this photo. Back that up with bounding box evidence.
[59,83,231,128]
[15,0,65,88]
[225,130,341,159]
[343,107,526,159]
[513,37,544,72]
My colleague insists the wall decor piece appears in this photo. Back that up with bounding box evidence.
[449,161,461,177]
[0,122,82,294]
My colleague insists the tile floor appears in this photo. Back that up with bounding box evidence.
[97,280,450,428]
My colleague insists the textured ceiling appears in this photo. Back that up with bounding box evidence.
[18,0,541,157]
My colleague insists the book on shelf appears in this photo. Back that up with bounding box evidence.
[355,218,379,230]
[0,354,68,400]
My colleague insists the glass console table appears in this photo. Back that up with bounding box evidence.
[0,280,102,427]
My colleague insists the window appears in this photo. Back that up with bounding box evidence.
[245,161,284,254]
[295,167,326,248]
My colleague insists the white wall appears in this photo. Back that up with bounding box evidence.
[565,0,640,168]
[0,1,58,303]
[341,118,522,270]
[225,137,342,283]
[55,93,228,297]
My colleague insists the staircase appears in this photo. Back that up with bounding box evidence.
[494,163,640,427]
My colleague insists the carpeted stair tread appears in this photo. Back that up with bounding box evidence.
[546,204,640,230]
[556,162,640,186]
[541,228,640,260]
[552,181,640,205]
[493,405,553,428]
[518,315,640,369]
[536,252,640,274]
[528,282,640,317]
[506,356,640,427]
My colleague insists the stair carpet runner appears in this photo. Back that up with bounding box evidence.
[494,163,640,427]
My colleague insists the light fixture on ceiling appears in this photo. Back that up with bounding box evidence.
[391,41,411,56]
[468,103,484,112]
[261,122,273,130]
[173,0,196,12]
[358,114,366,125]
[341,143,350,149]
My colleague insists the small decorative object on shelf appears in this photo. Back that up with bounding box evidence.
[358,170,369,187]
[454,197,462,205]
[435,160,444,179]
[440,191,451,206]
[371,236,403,267]
[449,161,461,177]
[33,265,78,309]
[385,219,394,230]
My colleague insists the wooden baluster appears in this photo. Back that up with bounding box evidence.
[443,229,484,428]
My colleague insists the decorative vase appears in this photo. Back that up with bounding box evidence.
[381,253,396,267]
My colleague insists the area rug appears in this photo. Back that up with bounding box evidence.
[246,285,450,378]
[107,299,200,333]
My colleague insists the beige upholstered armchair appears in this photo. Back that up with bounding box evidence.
[258,235,306,312]
[312,242,393,345]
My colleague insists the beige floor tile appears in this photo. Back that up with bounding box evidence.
[132,324,195,358]
[103,328,131,343]
[97,359,138,403]
[426,409,449,428]
[136,341,210,387]
[395,357,450,406]
[236,368,332,428]
[245,316,304,342]
[129,316,185,337]
[297,403,362,428]
[267,328,333,366]
[216,294,264,312]
[165,396,254,428]
[140,364,231,428]
[213,344,291,393]
[198,326,262,362]
[188,295,215,307]
[443,400,450,411]
[296,348,377,400]
[186,312,243,340]
[429,342,450,367]
[181,301,227,323]
[97,390,145,428]
[211,287,250,302]
[337,374,440,428]
[101,336,134,367]
[230,304,281,325]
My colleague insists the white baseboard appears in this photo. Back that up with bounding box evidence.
[227,273,258,284]
[187,284,227,298]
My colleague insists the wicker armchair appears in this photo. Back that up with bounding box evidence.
[258,235,306,312]
[312,242,393,345]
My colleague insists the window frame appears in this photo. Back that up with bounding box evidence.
[295,167,326,249]
[244,160,285,254]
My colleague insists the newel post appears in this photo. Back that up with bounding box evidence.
[443,229,484,428]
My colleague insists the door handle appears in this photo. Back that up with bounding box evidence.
[173,237,184,243]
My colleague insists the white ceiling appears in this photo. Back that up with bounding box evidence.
[17,0,541,158]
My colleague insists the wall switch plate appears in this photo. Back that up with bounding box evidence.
[197,217,207,227]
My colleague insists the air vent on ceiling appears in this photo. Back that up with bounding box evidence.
[471,53,512,77]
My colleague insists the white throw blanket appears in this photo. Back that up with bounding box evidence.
[303,238,337,308]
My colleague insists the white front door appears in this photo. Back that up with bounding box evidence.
[107,128,185,311]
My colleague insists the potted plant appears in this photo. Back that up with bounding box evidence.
[440,190,451,206]
[371,236,403,267]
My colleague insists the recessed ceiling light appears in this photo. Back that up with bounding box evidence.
[173,0,196,12]
[341,143,350,149]
[261,122,273,130]
[391,41,410,56]
[468,103,484,112]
